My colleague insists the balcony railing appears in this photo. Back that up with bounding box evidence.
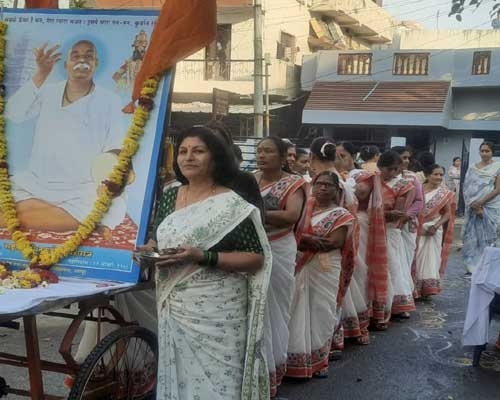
[393,53,429,76]
[338,53,372,75]
[176,59,254,81]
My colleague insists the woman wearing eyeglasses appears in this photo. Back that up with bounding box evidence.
[286,171,354,379]
[308,137,358,359]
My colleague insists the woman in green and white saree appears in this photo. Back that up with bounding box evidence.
[150,127,272,399]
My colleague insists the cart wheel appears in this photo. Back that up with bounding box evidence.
[68,326,157,400]
[0,376,9,398]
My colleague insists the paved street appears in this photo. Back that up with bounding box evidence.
[1,251,500,400]
[280,251,500,400]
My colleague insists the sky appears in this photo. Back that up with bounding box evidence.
[383,0,496,30]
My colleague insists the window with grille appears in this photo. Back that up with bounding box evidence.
[205,24,231,80]
[393,53,429,75]
[472,51,491,75]
[277,31,297,64]
[337,53,372,75]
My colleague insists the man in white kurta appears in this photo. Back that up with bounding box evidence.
[5,40,127,230]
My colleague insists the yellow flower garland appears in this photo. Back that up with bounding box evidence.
[0,21,160,268]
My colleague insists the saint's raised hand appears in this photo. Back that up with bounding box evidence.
[33,43,62,79]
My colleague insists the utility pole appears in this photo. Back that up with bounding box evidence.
[253,0,264,137]
[264,52,271,136]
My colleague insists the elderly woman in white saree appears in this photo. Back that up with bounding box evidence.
[414,165,455,299]
[286,172,354,379]
[255,137,306,397]
[150,127,272,399]
[308,137,358,359]
[463,142,500,274]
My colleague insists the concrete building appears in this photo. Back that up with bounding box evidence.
[170,0,399,136]
[301,41,500,171]
[88,0,398,136]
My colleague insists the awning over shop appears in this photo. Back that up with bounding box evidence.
[303,81,451,127]
[172,102,289,114]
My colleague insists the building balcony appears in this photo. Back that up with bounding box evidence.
[174,58,301,99]
[309,0,395,44]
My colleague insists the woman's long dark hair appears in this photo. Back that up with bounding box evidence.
[415,151,435,173]
[204,120,234,146]
[173,126,239,187]
[480,141,495,153]
[378,150,402,169]
[423,163,443,177]
[360,145,379,162]
[197,125,265,217]
[340,141,360,169]
[310,137,336,161]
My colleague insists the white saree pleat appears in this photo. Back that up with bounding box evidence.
[310,252,342,348]
[155,192,272,400]
[415,216,443,296]
[386,226,414,313]
[400,224,417,290]
[159,271,248,399]
[263,232,297,386]
[342,212,370,337]
[286,250,341,377]
[286,268,311,372]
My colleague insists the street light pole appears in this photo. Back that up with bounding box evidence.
[253,0,264,137]
[264,52,271,136]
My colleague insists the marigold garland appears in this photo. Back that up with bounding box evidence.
[0,21,160,268]
[0,263,59,289]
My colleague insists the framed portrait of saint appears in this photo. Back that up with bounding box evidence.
[0,9,170,282]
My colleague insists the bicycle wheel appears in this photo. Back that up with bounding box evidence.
[68,326,157,400]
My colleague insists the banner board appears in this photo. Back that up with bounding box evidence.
[0,9,170,283]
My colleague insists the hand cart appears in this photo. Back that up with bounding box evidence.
[0,277,157,400]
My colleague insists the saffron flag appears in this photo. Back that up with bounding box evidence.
[25,0,58,8]
[133,0,217,99]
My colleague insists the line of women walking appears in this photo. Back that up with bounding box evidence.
[108,127,460,399]
[256,137,457,398]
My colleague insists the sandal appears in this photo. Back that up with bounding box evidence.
[313,368,329,379]
[356,335,370,345]
[371,323,388,331]
[329,350,342,361]
[392,312,411,319]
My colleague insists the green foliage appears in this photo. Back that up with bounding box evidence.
[449,0,500,21]
[70,0,87,8]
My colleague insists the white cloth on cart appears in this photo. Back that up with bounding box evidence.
[462,247,500,346]
[0,278,133,315]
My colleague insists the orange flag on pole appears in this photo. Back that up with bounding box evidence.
[132,0,217,100]
[25,0,58,8]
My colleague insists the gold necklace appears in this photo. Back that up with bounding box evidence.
[182,184,216,208]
